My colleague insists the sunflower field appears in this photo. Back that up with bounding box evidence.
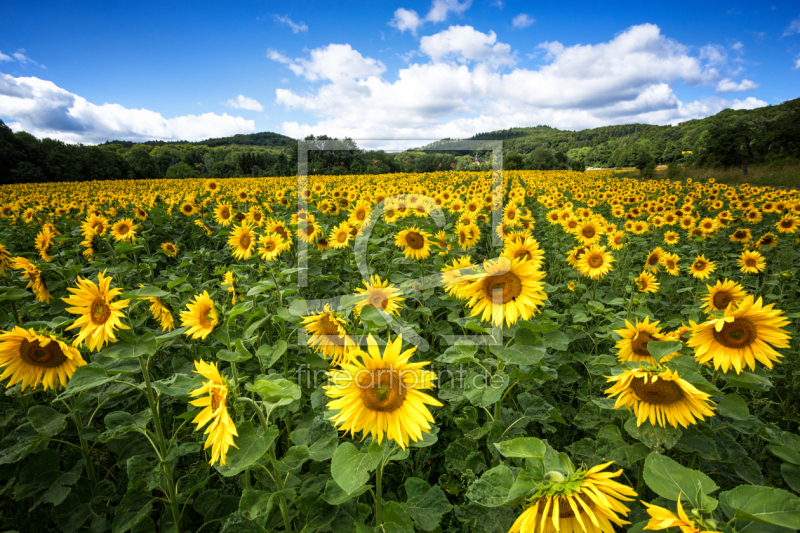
[1,170,800,533]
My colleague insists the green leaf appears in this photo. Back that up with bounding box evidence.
[238,489,274,520]
[0,287,32,301]
[330,442,382,495]
[323,479,372,505]
[625,416,682,451]
[727,370,773,392]
[269,445,309,472]
[723,485,800,529]
[27,405,68,437]
[381,501,414,533]
[217,349,250,363]
[436,345,477,364]
[643,452,719,508]
[646,340,683,362]
[234,339,253,362]
[401,478,452,532]
[56,364,115,400]
[220,511,267,533]
[491,342,545,366]
[100,411,152,441]
[494,438,546,459]
[465,465,514,507]
[464,371,509,408]
[214,422,276,477]
[718,393,751,420]
[245,375,301,406]
[769,446,800,466]
[122,286,168,299]
[359,305,390,327]
[781,464,800,493]
[100,333,158,360]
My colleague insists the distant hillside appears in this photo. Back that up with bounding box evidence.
[100,131,297,150]
[420,98,800,169]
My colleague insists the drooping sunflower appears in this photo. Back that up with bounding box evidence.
[690,255,715,280]
[11,257,51,303]
[738,250,765,274]
[502,236,545,271]
[509,462,637,533]
[221,271,240,305]
[161,242,179,257]
[111,219,137,242]
[635,271,660,294]
[325,334,442,449]
[395,227,432,260]
[62,270,130,352]
[228,221,256,260]
[606,367,716,428]
[34,226,54,262]
[642,495,723,533]
[577,244,614,280]
[180,291,218,340]
[195,220,213,235]
[701,279,747,313]
[142,293,175,332]
[257,232,290,261]
[301,304,355,366]
[461,256,548,327]
[189,360,238,466]
[353,274,405,318]
[687,295,791,374]
[614,316,667,364]
[0,327,87,391]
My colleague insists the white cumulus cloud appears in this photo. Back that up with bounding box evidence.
[390,8,423,34]
[716,78,759,93]
[267,44,385,82]
[223,94,264,112]
[269,23,766,149]
[273,14,308,33]
[512,14,534,29]
[390,0,472,33]
[0,72,255,144]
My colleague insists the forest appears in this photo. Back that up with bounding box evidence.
[1,97,798,184]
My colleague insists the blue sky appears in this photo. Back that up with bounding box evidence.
[1,0,799,149]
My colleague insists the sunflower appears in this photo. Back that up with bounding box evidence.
[83,213,109,236]
[180,291,218,340]
[455,223,480,250]
[663,231,679,245]
[195,220,213,236]
[644,247,666,271]
[577,244,614,280]
[509,462,637,533]
[606,367,715,428]
[643,496,723,533]
[301,304,355,365]
[776,214,799,234]
[228,221,256,260]
[575,219,602,245]
[34,226,54,262]
[142,293,175,332]
[0,244,10,277]
[214,202,234,227]
[111,219,137,242]
[756,232,778,249]
[11,257,51,303]
[257,232,290,261]
[663,253,680,276]
[502,236,545,271]
[614,316,667,364]
[353,275,405,318]
[729,228,751,243]
[0,327,87,391]
[461,256,548,327]
[297,220,321,244]
[701,279,747,313]
[161,242,179,257]
[325,334,441,449]
[608,230,626,250]
[222,271,239,305]
[395,227,432,260]
[687,295,791,374]
[738,250,765,274]
[635,271,660,294]
[189,360,238,466]
[348,201,372,228]
[330,221,353,249]
[690,255,715,280]
[205,179,220,193]
[62,270,130,352]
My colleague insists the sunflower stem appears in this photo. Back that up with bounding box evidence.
[70,409,97,485]
[139,354,182,533]
[375,451,385,526]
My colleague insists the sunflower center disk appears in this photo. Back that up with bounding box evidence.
[90,298,111,325]
[210,389,222,411]
[20,339,67,368]
[589,255,603,267]
[405,232,425,250]
[630,376,685,405]
[359,369,407,412]
[482,271,522,304]
[240,235,251,248]
[631,332,654,356]
[712,318,757,348]
[712,291,732,309]
[199,306,214,328]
